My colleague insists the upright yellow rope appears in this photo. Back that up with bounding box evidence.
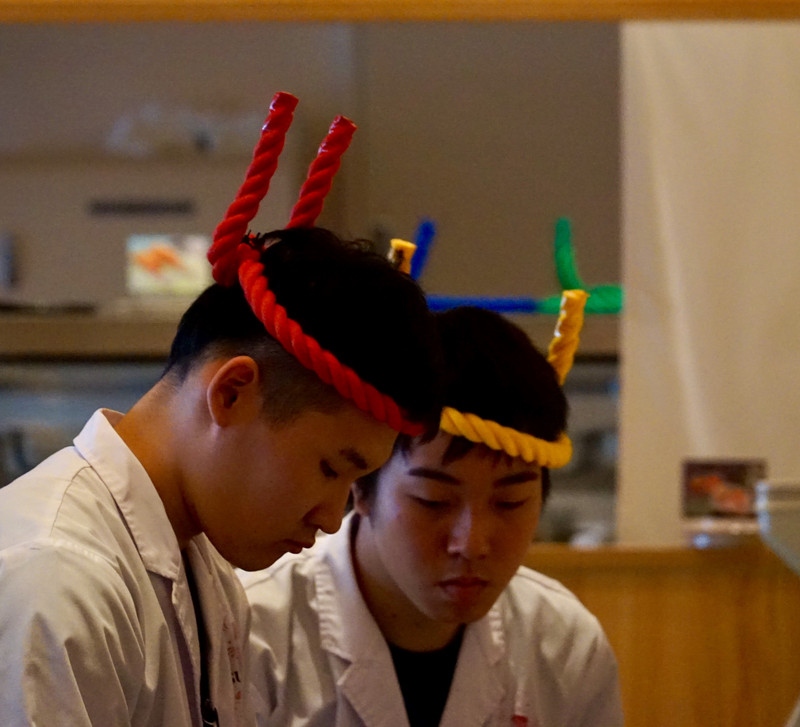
[389,239,417,275]
[548,289,589,385]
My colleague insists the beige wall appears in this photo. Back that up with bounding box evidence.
[0,22,619,351]
[619,22,800,545]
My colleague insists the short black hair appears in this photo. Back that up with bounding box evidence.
[435,306,566,441]
[355,306,568,502]
[164,227,443,428]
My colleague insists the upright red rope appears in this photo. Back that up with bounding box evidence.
[206,93,424,436]
[287,115,357,229]
[208,92,298,287]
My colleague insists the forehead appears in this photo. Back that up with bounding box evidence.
[383,432,541,485]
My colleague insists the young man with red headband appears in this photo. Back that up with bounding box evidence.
[0,96,443,727]
[242,295,623,727]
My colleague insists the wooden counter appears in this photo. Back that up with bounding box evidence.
[525,539,800,727]
[0,308,179,359]
[2,0,800,22]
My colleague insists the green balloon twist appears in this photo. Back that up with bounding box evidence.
[540,217,624,315]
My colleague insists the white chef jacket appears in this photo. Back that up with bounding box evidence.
[0,409,252,727]
[241,512,623,727]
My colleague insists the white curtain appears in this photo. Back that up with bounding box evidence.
[619,22,800,545]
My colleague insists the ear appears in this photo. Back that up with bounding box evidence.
[351,481,372,517]
[206,356,262,427]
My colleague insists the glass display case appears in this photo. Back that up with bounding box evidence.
[0,357,619,544]
[0,360,163,486]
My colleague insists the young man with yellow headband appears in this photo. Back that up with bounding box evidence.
[242,293,623,727]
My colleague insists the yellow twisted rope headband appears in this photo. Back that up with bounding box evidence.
[440,289,588,468]
[388,239,588,468]
[439,290,588,468]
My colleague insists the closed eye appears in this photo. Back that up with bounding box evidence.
[412,496,450,510]
[496,499,530,511]
[320,459,339,480]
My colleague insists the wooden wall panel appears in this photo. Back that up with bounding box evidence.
[525,541,800,727]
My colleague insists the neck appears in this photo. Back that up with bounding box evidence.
[351,515,461,652]
[114,381,200,549]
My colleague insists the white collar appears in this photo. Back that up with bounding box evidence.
[73,409,183,581]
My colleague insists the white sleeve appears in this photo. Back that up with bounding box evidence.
[0,541,146,727]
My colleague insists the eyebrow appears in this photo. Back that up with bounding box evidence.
[406,467,539,487]
[339,448,369,471]
[407,467,460,484]
[494,471,540,487]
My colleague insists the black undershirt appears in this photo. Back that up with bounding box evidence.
[388,629,464,727]
[183,553,220,727]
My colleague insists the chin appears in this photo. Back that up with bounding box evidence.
[456,592,501,623]
[428,600,493,626]
[452,604,494,624]
[241,555,283,572]
[219,544,282,573]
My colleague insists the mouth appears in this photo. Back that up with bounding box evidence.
[438,576,489,603]
[441,576,488,587]
[284,539,315,554]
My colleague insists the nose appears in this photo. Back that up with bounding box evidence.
[447,507,491,560]
[307,481,353,535]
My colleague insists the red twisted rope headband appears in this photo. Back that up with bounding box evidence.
[206,92,424,436]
